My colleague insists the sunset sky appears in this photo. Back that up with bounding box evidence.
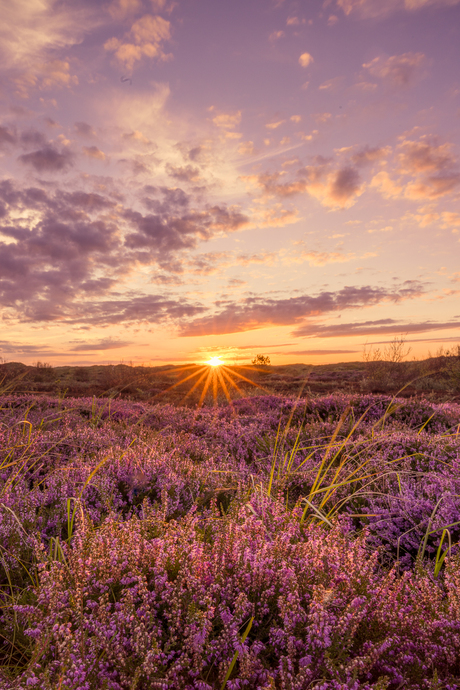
[1,0,460,367]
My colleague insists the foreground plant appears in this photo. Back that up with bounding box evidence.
[1,391,460,688]
[6,497,460,690]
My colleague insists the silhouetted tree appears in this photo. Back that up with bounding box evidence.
[252,354,271,366]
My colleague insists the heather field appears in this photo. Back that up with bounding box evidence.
[1,389,460,689]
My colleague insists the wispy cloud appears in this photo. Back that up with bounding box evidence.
[293,317,460,338]
[68,338,134,351]
[337,0,460,19]
[179,282,426,336]
[363,52,427,88]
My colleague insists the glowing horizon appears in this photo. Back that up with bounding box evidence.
[207,357,224,367]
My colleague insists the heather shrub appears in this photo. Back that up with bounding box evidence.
[1,392,460,688]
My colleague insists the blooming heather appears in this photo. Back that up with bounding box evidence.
[1,392,460,688]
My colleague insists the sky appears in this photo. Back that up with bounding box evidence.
[1,0,460,367]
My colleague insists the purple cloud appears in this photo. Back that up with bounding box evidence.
[18,146,74,172]
[179,283,426,337]
[293,318,460,338]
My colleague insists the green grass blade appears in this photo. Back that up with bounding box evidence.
[220,616,254,690]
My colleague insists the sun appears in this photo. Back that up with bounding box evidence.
[207,356,223,367]
[153,357,271,409]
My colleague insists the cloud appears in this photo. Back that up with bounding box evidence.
[83,146,106,160]
[326,167,363,207]
[269,30,285,40]
[104,14,172,71]
[285,248,360,266]
[313,112,333,124]
[288,349,358,354]
[353,81,377,91]
[166,164,201,183]
[65,294,205,327]
[38,59,78,89]
[363,52,427,87]
[0,340,56,357]
[318,77,341,91]
[211,110,242,129]
[0,125,17,148]
[369,171,404,199]
[367,225,393,233]
[108,0,143,20]
[299,52,314,68]
[250,204,300,228]
[74,122,96,138]
[404,174,460,199]
[20,130,47,148]
[68,338,133,351]
[368,135,460,201]
[351,145,391,167]
[265,120,286,130]
[124,204,249,256]
[0,0,95,72]
[245,158,364,210]
[292,317,460,338]
[236,252,278,267]
[337,0,460,19]
[397,137,455,174]
[18,146,74,172]
[238,141,258,156]
[0,0,96,97]
[179,282,425,336]
[441,212,460,229]
[0,180,249,325]
[397,136,460,199]
[182,251,233,276]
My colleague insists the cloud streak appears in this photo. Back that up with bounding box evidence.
[292,318,460,338]
[179,282,426,336]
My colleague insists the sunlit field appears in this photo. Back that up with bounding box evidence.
[2,364,460,689]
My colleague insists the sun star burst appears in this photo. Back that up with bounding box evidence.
[153,358,271,410]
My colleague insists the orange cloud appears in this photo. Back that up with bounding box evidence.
[351,145,391,167]
[244,158,364,210]
[265,120,286,130]
[319,77,341,91]
[397,137,454,174]
[269,30,285,40]
[440,212,460,230]
[238,141,258,156]
[251,204,300,228]
[299,52,314,68]
[104,14,172,71]
[83,146,106,160]
[313,112,332,124]
[369,171,404,199]
[404,174,460,199]
[211,110,242,129]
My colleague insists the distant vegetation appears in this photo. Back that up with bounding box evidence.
[0,340,459,405]
[251,354,271,366]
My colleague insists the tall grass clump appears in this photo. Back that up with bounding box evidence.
[1,390,460,688]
